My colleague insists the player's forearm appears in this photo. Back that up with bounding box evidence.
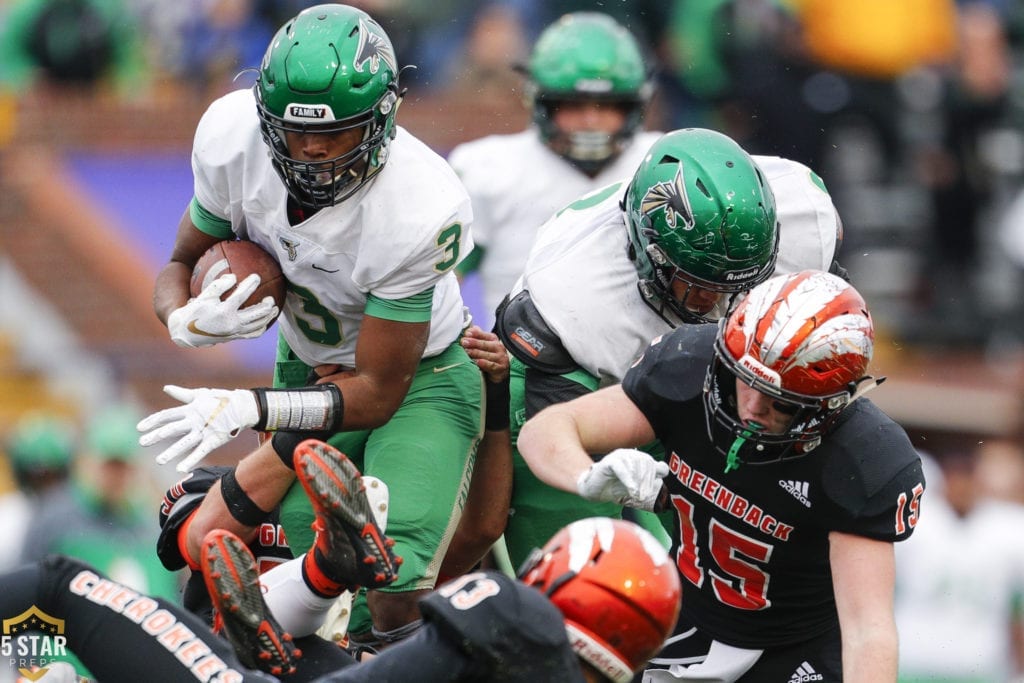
[842,626,897,683]
[518,407,593,494]
[153,261,193,325]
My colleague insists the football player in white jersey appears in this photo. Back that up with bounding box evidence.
[137,4,484,647]
[449,12,662,330]
[494,127,846,567]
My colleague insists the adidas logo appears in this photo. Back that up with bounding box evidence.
[779,479,811,508]
[789,661,824,682]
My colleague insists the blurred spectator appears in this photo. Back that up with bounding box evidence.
[20,404,179,601]
[449,11,660,328]
[905,0,1017,348]
[974,438,1024,506]
[895,448,1024,681]
[171,0,275,97]
[0,413,76,572]
[0,0,147,96]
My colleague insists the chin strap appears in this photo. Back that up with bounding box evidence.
[725,422,763,473]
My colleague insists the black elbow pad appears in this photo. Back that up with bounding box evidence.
[496,290,579,375]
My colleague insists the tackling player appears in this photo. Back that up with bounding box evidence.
[518,270,926,681]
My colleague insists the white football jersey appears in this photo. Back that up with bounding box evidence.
[191,89,473,367]
[448,128,663,320]
[511,156,840,384]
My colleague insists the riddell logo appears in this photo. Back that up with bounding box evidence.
[738,355,780,387]
[724,266,760,282]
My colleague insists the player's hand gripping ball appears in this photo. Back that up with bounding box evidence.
[190,240,287,310]
[166,240,286,348]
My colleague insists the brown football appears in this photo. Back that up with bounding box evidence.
[190,240,287,315]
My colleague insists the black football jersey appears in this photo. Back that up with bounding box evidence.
[622,325,925,649]
[418,571,586,682]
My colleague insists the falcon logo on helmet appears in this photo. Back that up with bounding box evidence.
[354,17,397,75]
[641,168,694,231]
[625,128,779,326]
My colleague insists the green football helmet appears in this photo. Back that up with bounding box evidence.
[7,413,75,491]
[255,4,402,209]
[526,12,652,174]
[624,128,779,326]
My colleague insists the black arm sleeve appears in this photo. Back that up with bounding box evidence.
[523,367,591,420]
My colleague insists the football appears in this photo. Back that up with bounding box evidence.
[190,240,287,314]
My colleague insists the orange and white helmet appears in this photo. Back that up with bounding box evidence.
[518,518,681,683]
[704,269,878,463]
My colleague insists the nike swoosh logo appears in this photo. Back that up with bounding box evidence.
[187,320,231,338]
[433,362,463,373]
[312,263,339,273]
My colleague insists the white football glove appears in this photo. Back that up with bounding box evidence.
[137,385,260,472]
[167,273,279,348]
[576,448,670,511]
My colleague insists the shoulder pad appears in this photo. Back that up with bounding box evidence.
[624,325,716,404]
[496,290,579,374]
[821,402,925,541]
[420,571,575,666]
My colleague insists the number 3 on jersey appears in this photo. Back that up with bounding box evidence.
[435,222,462,272]
[290,284,343,346]
[437,572,500,610]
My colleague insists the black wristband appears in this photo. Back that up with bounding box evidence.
[220,467,270,527]
[484,375,511,431]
